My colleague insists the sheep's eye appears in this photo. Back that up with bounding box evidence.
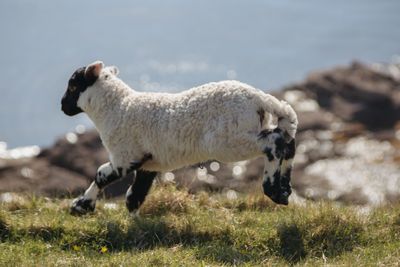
[69,86,77,92]
[105,75,109,79]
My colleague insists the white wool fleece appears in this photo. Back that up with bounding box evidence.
[77,65,298,173]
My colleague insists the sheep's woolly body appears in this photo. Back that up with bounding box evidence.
[78,68,297,173]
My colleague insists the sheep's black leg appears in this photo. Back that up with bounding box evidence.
[279,139,295,202]
[126,170,157,214]
[259,128,291,205]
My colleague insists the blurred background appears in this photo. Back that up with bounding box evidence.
[0,0,399,148]
[0,1,399,206]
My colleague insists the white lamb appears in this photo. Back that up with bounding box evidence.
[61,61,298,215]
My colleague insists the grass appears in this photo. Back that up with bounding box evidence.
[0,185,399,266]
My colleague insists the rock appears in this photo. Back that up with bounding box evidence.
[279,62,400,205]
[0,158,87,197]
[0,131,132,197]
[285,62,400,131]
[38,131,108,178]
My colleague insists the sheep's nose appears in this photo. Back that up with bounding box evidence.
[61,97,68,112]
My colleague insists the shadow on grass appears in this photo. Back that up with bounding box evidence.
[277,223,306,264]
[195,241,250,265]
[1,211,364,265]
[393,213,400,227]
[277,213,364,265]
[3,226,65,243]
[0,217,10,241]
[3,216,249,264]
[24,226,65,242]
[305,215,364,258]
[54,218,234,254]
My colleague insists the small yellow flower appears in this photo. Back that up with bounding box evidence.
[73,245,80,251]
[100,246,108,253]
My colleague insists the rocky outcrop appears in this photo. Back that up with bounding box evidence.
[38,131,107,179]
[288,62,400,131]
[1,62,399,205]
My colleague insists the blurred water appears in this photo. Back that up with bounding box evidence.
[0,0,399,148]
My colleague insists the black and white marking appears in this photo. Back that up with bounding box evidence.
[259,128,295,205]
[95,162,122,189]
[70,182,99,215]
[70,153,154,215]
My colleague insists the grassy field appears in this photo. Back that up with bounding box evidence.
[0,185,399,266]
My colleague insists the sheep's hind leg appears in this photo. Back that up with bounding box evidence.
[279,138,296,201]
[126,170,158,215]
[258,129,290,205]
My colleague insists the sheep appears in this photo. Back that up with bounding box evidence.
[61,61,298,215]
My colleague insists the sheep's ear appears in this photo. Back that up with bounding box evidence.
[109,66,119,76]
[84,61,104,83]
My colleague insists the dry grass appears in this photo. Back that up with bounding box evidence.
[0,185,399,266]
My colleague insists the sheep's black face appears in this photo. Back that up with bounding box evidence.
[61,66,98,116]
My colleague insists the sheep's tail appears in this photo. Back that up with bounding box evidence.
[260,93,298,141]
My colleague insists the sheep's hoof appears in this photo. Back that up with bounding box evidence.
[70,196,95,215]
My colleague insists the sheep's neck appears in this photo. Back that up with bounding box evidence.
[85,85,133,134]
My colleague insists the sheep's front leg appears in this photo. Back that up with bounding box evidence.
[70,153,153,215]
[126,170,158,215]
[70,162,122,215]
